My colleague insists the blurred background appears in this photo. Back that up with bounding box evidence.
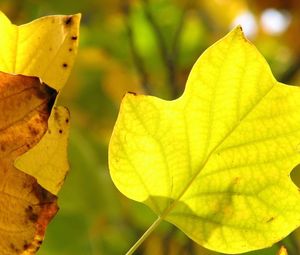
[1,0,300,254]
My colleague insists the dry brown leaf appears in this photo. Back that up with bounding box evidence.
[0,71,58,254]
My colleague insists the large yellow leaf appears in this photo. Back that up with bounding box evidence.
[109,27,300,253]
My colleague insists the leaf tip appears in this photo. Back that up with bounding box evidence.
[127,91,137,96]
[277,246,288,255]
[229,25,251,44]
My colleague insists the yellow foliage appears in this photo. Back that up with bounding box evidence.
[109,27,300,253]
[0,12,80,254]
[15,107,70,195]
[0,12,80,90]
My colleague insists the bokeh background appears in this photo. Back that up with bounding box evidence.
[1,0,300,254]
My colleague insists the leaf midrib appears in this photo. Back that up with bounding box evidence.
[160,78,276,220]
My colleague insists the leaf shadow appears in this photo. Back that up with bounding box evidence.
[144,180,238,251]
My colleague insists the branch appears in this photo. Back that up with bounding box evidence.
[141,0,179,98]
[279,57,300,84]
[121,1,152,94]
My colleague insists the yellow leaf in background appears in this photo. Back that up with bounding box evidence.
[277,246,288,255]
[109,27,300,253]
[15,107,70,195]
[0,11,80,90]
[0,71,57,254]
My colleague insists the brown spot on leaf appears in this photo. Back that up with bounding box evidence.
[20,183,58,253]
[68,48,73,52]
[23,241,29,250]
[32,182,56,204]
[59,129,63,134]
[64,16,73,26]
[62,63,68,68]
[25,206,38,223]
[33,82,57,113]
[65,118,69,123]
[267,217,275,223]
[71,36,77,40]
[128,91,137,96]
[10,243,19,252]
[28,125,39,136]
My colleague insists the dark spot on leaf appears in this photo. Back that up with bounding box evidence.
[267,217,275,223]
[49,47,52,51]
[0,144,5,151]
[25,205,38,223]
[10,243,19,252]
[71,36,77,40]
[48,129,52,134]
[35,83,57,113]
[69,48,73,52]
[128,91,137,96]
[64,16,73,26]
[22,182,30,189]
[65,118,69,123]
[62,63,68,68]
[28,126,39,136]
[23,241,29,250]
[32,181,57,203]
[59,129,63,134]
[27,94,32,100]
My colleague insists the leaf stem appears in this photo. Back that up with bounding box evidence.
[126,216,163,255]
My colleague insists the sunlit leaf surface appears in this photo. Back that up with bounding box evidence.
[109,27,300,253]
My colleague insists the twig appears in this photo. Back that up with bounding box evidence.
[141,0,179,98]
[125,217,163,255]
[121,1,152,94]
[179,238,195,255]
[169,2,192,97]
[162,226,177,254]
[288,233,300,255]
[279,56,300,84]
